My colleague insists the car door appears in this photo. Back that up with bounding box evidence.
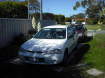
[66,27,74,53]
[70,29,76,48]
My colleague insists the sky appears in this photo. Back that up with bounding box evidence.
[43,0,86,17]
[10,0,86,17]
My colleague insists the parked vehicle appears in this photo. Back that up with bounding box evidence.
[71,24,87,39]
[18,25,78,65]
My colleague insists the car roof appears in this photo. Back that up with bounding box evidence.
[44,25,68,28]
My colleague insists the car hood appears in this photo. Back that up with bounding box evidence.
[21,38,66,52]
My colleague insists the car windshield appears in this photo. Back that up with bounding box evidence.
[33,28,66,39]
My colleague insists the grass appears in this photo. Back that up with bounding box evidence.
[101,25,105,30]
[86,24,105,30]
[83,34,105,71]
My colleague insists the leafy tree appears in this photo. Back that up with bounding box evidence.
[73,0,105,24]
[43,13,55,20]
[70,13,85,22]
[65,17,72,22]
[31,12,66,25]
[0,1,28,18]
[74,0,105,10]
[73,13,85,18]
[55,15,65,25]
[25,0,38,4]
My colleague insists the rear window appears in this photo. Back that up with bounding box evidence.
[76,26,83,30]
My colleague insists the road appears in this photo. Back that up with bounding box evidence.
[0,43,90,78]
[87,30,105,36]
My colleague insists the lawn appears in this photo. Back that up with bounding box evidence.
[86,25,105,30]
[83,34,105,71]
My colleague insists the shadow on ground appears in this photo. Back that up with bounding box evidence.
[0,43,90,78]
[78,36,93,43]
[0,34,27,62]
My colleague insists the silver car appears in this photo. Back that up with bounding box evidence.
[18,25,78,65]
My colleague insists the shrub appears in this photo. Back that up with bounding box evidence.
[12,34,26,46]
[87,19,98,24]
[28,29,37,35]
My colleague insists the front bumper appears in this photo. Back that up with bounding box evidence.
[19,52,64,65]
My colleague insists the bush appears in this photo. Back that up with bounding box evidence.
[0,1,28,18]
[12,34,26,46]
[28,29,37,35]
[87,19,98,24]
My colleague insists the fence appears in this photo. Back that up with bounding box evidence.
[0,18,33,48]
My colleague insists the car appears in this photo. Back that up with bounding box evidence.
[71,24,87,39]
[18,25,78,65]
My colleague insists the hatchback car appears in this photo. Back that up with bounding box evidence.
[18,25,78,65]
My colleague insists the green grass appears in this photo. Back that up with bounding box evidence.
[83,34,105,71]
[101,25,105,30]
[86,25,101,30]
[86,25,105,30]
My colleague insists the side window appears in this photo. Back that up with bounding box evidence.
[67,27,71,33]
[70,27,75,35]
[67,27,74,38]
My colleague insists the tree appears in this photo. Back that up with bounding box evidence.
[31,12,66,25]
[25,0,40,12]
[0,1,28,18]
[43,13,55,20]
[73,0,105,24]
[24,0,38,4]
[55,15,65,25]
[70,13,85,23]
[73,13,85,18]
[65,17,72,22]
[74,0,105,10]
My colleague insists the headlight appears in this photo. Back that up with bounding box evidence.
[46,49,63,54]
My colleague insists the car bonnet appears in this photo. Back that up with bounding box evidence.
[21,38,66,52]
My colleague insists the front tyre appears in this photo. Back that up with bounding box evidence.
[61,50,68,66]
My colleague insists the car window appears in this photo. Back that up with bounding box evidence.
[33,28,66,39]
[67,27,72,33]
[76,26,83,30]
[67,27,74,38]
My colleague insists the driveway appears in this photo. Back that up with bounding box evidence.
[0,43,90,78]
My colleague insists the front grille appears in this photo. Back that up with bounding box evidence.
[24,56,45,62]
